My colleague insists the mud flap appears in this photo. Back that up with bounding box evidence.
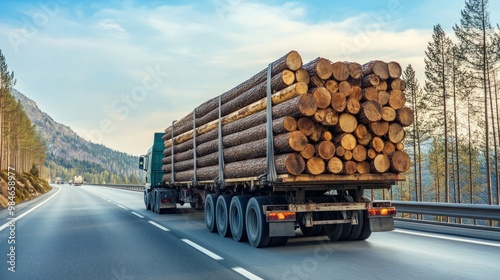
[369,216,395,232]
[269,222,295,237]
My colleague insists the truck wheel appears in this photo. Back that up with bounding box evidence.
[246,197,271,248]
[205,194,218,233]
[229,195,249,242]
[347,211,364,241]
[216,195,232,237]
[145,192,151,210]
[324,211,343,241]
[357,211,372,240]
[300,212,324,237]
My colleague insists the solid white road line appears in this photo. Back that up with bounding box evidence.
[232,267,264,280]
[148,221,170,231]
[181,239,224,261]
[395,229,500,248]
[131,212,145,218]
[0,187,62,232]
[116,204,129,210]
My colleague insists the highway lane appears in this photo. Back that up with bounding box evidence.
[2,184,500,280]
[0,184,250,280]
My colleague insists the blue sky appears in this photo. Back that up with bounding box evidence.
[1,0,499,155]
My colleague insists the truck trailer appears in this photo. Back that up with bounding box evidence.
[139,51,409,248]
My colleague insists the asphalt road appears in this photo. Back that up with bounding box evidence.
[1,184,499,280]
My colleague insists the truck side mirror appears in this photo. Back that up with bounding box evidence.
[139,156,145,170]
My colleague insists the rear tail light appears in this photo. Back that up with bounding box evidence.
[267,211,296,222]
[161,198,170,203]
[368,207,397,217]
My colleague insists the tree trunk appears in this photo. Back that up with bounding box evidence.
[327,157,343,174]
[311,87,331,109]
[334,133,357,151]
[388,89,406,110]
[332,61,350,81]
[317,141,336,160]
[370,121,389,137]
[359,101,382,124]
[389,151,411,173]
[397,107,414,127]
[331,92,347,112]
[304,57,333,80]
[371,154,390,173]
[307,156,326,175]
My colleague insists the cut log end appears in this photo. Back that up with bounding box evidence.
[285,153,306,175]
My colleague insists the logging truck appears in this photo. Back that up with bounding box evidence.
[140,51,410,247]
[73,175,83,186]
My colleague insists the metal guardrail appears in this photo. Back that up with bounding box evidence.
[100,184,143,192]
[388,201,500,241]
[390,201,500,221]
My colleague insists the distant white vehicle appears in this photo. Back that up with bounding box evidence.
[73,175,83,186]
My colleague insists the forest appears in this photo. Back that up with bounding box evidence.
[388,0,500,208]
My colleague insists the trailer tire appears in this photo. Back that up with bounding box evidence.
[347,211,364,240]
[205,194,218,233]
[300,212,324,237]
[246,197,271,248]
[357,210,372,240]
[324,211,343,241]
[216,195,233,237]
[229,195,249,242]
[145,191,151,210]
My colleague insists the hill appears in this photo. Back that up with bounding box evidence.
[11,89,142,184]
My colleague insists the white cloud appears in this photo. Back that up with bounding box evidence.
[0,1,437,155]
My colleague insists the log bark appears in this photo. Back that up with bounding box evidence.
[390,151,410,173]
[164,51,302,139]
[361,74,380,88]
[164,82,308,148]
[307,156,326,175]
[388,123,405,144]
[332,61,349,81]
[359,101,382,124]
[304,57,333,80]
[310,75,326,88]
[165,153,306,182]
[371,154,390,173]
[397,107,414,127]
[327,157,343,174]
[363,60,389,80]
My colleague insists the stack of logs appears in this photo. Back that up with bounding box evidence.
[161,51,413,183]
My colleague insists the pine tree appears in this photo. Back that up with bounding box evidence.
[453,0,500,205]
[425,24,454,203]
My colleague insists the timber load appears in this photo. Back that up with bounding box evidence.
[161,51,412,184]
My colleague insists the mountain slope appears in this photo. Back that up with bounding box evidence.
[11,89,142,184]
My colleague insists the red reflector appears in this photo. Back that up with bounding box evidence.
[368,207,396,216]
[161,198,169,203]
[268,212,296,221]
